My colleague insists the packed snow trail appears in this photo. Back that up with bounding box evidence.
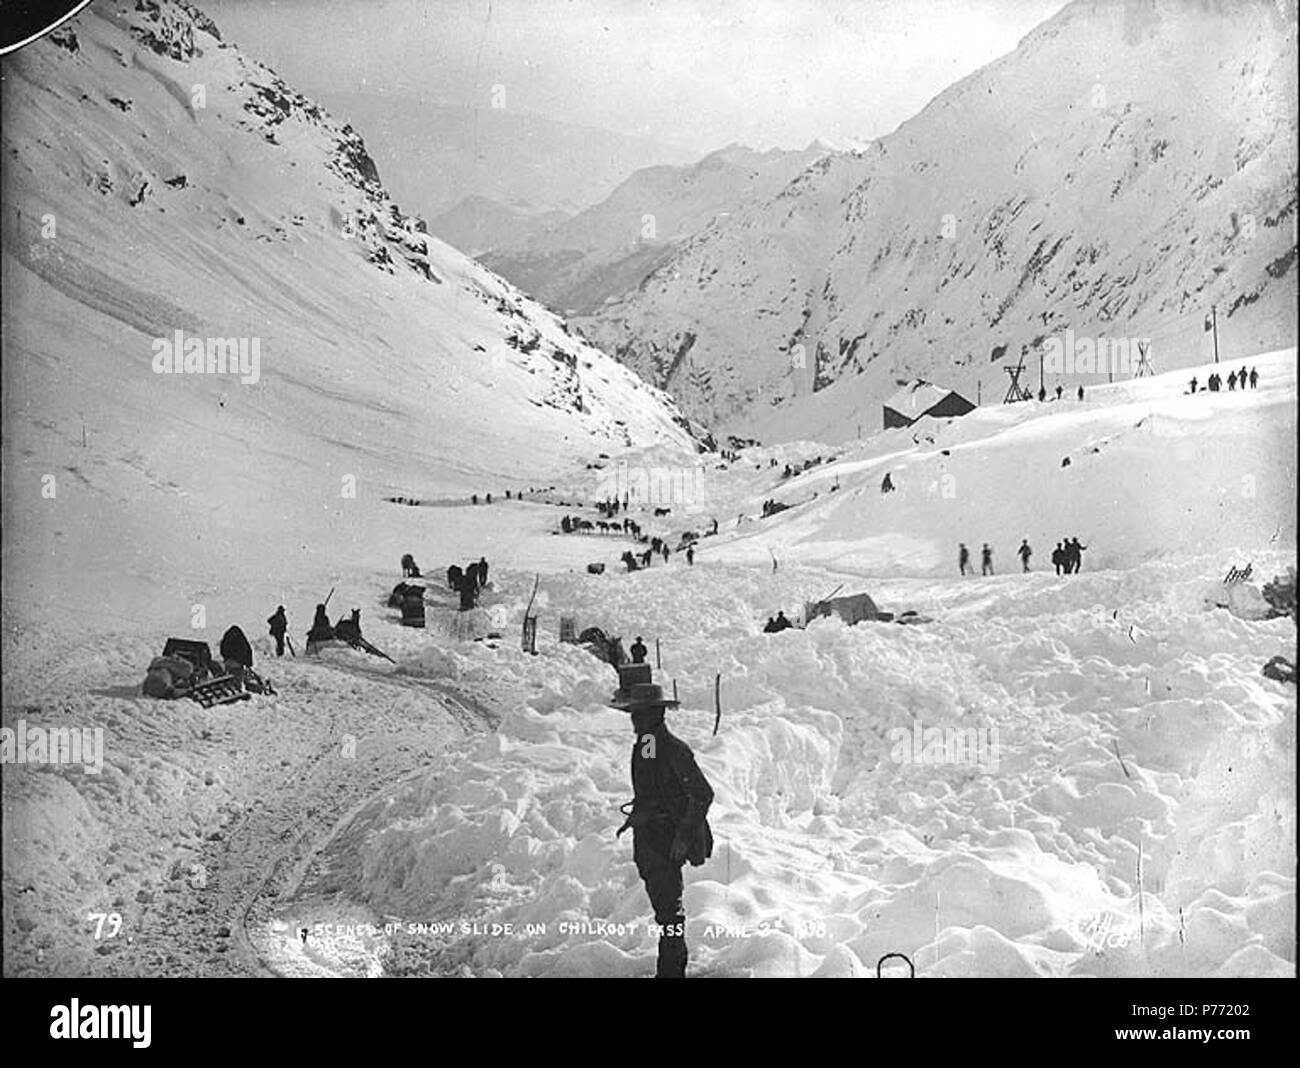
[1,622,496,978]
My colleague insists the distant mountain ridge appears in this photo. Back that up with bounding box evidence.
[476,141,830,316]
[310,92,701,220]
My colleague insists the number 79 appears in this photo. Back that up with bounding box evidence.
[88,912,123,940]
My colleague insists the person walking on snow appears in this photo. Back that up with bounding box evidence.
[1067,537,1087,573]
[686,545,695,566]
[613,683,714,979]
[959,543,972,576]
[1051,542,1065,575]
[478,556,489,589]
[981,543,994,576]
[1249,367,1258,388]
[1018,539,1032,573]
[630,636,648,664]
[267,606,288,657]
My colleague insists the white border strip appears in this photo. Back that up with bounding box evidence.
[1,1,96,58]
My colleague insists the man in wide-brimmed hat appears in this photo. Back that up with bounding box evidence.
[612,682,714,978]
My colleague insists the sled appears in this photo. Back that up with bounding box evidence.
[187,674,251,708]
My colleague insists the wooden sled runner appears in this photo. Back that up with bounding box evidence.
[188,674,251,708]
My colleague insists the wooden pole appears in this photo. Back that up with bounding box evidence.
[713,673,721,736]
[672,678,678,703]
[1211,305,1219,364]
[655,638,661,669]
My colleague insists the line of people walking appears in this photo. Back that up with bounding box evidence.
[958,542,998,575]
[958,537,1085,576]
[1191,367,1258,394]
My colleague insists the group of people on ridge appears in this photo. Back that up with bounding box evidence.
[1051,537,1087,574]
[1191,367,1257,394]
[958,538,1086,576]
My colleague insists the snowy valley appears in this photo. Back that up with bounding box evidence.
[0,0,1294,984]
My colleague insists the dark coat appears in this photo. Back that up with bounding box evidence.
[308,607,334,642]
[220,625,253,668]
[458,581,477,610]
[623,724,714,867]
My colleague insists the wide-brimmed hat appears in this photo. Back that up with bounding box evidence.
[610,682,680,711]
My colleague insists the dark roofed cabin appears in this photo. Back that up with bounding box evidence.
[882,380,976,430]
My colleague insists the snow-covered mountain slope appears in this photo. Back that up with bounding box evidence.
[580,0,1298,441]
[0,1,704,638]
[428,195,569,259]
[310,92,701,219]
[479,142,829,316]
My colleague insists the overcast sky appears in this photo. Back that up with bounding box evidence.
[203,0,1070,153]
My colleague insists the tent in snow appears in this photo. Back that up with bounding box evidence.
[805,592,880,626]
[883,380,975,430]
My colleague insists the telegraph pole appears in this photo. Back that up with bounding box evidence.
[1210,304,1219,364]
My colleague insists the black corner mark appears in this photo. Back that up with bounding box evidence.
[1,1,94,57]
